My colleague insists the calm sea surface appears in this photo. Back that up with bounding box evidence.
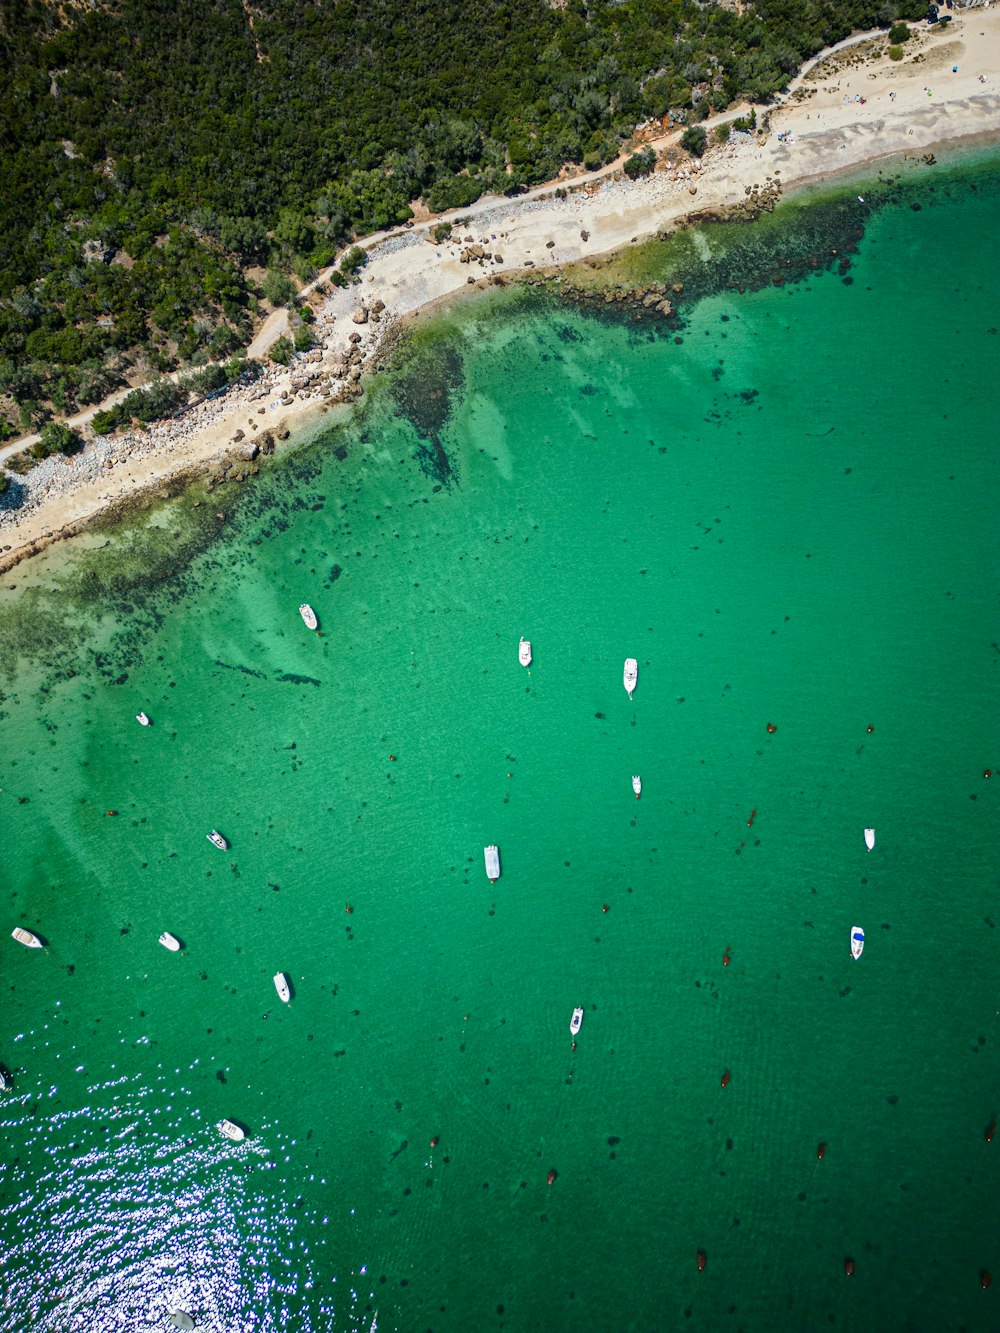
[1,150,999,1333]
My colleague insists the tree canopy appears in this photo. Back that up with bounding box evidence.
[0,0,923,429]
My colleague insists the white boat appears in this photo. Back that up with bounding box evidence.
[850,926,865,960]
[484,844,501,883]
[0,1069,10,1092]
[206,830,228,850]
[299,603,318,630]
[570,1007,584,1036]
[518,637,532,667]
[864,828,875,851]
[159,932,181,952]
[273,972,291,1002]
[623,658,638,699]
[11,927,42,948]
[217,1119,245,1142]
[136,711,151,726]
[632,775,642,798]
[167,1312,195,1332]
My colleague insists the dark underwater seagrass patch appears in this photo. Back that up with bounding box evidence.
[387,339,464,488]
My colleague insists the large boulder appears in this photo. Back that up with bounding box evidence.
[352,306,369,324]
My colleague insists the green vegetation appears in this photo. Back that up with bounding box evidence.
[0,0,926,432]
[339,247,368,278]
[889,44,905,60]
[623,149,656,179]
[889,22,911,42]
[31,422,83,459]
[0,470,10,495]
[680,125,708,158]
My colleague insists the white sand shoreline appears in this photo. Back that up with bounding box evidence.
[2,9,999,573]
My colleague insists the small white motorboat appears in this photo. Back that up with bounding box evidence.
[0,1068,10,1092]
[273,972,291,1003]
[136,711,151,726]
[159,932,181,952]
[484,844,501,883]
[632,775,642,799]
[11,927,42,948]
[167,1312,196,1332]
[206,830,228,851]
[623,658,638,699]
[217,1119,245,1142]
[299,603,318,630]
[570,1007,584,1036]
[864,828,875,851]
[850,926,865,960]
[518,637,532,667]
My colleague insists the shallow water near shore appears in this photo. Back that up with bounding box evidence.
[1,150,999,1332]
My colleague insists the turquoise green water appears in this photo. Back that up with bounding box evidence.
[2,152,999,1332]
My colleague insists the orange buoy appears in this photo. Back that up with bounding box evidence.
[982,1270,992,1289]
[844,1258,855,1277]
[986,1118,995,1144]
[766,723,777,734]
[345,904,353,915]
[817,1142,827,1160]
[721,1070,731,1089]
[105,810,118,817]
[697,1250,707,1272]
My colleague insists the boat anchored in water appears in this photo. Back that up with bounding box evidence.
[167,1312,196,1332]
[850,926,865,960]
[136,711,151,726]
[11,927,42,948]
[484,845,501,883]
[273,972,291,1003]
[570,1007,584,1036]
[864,828,875,851]
[518,637,532,667]
[159,932,181,952]
[206,830,228,851]
[299,603,318,630]
[632,775,642,799]
[623,658,638,699]
[217,1119,245,1142]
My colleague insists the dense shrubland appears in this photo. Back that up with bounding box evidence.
[0,0,923,430]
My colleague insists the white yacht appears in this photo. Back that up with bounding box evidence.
[850,926,865,960]
[570,1007,584,1036]
[273,972,291,1003]
[299,603,318,630]
[217,1119,245,1142]
[864,828,875,851]
[484,845,501,883]
[167,1313,195,1332]
[136,712,151,726]
[206,830,228,851]
[159,932,181,952]
[632,775,642,798]
[11,927,42,948]
[519,637,532,667]
[623,658,638,699]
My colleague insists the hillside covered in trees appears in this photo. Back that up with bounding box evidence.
[0,0,923,433]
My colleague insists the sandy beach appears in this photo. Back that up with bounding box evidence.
[2,7,998,573]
